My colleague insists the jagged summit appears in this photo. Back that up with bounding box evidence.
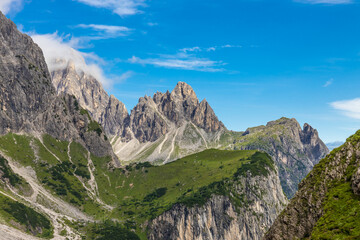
[126,81,224,142]
[171,81,199,102]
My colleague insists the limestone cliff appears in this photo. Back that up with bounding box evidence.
[149,158,288,240]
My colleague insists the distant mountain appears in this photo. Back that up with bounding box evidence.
[51,61,329,199]
[265,130,360,239]
[326,141,344,150]
[52,69,227,163]
[221,118,329,198]
[112,81,226,164]
[52,62,128,138]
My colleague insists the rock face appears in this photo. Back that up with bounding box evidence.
[149,164,288,240]
[51,61,129,138]
[0,11,116,161]
[52,61,110,122]
[101,95,128,137]
[223,117,329,198]
[264,130,360,239]
[111,82,226,163]
[127,82,224,143]
[50,61,328,199]
[51,66,226,163]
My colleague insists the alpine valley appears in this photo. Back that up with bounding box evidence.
[1,10,349,240]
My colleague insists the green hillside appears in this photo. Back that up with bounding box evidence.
[0,133,275,239]
[0,192,53,238]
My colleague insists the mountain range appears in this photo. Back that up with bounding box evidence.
[52,60,329,199]
[0,11,348,240]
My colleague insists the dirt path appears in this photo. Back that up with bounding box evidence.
[86,153,114,211]
[38,138,62,163]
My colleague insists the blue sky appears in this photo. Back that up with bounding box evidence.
[2,0,360,143]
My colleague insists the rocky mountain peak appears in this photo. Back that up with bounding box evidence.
[0,11,116,160]
[233,117,329,198]
[66,60,76,72]
[123,82,224,144]
[101,95,129,137]
[266,117,300,128]
[171,81,198,102]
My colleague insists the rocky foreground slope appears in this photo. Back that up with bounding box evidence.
[264,130,360,239]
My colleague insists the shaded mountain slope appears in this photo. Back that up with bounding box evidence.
[264,130,360,239]
[0,12,116,162]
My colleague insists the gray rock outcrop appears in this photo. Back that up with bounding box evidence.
[226,117,329,198]
[149,165,288,240]
[51,61,129,138]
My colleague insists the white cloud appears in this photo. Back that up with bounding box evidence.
[0,0,23,14]
[295,0,353,4]
[76,24,131,38]
[331,98,360,119]
[180,47,202,53]
[75,0,146,17]
[128,53,225,72]
[117,71,133,82]
[31,32,112,87]
[323,78,333,87]
[180,45,242,53]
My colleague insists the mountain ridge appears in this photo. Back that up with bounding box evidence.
[51,61,329,198]
[264,130,360,239]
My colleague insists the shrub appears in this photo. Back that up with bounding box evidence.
[143,187,167,202]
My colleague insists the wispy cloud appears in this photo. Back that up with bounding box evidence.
[128,52,225,72]
[294,0,353,4]
[76,24,132,39]
[75,0,146,17]
[0,0,23,14]
[116,71,134,83]
[147,22,158,27]
[31,32,113,87]
[331,98,360,120]
[180,44,242,53]
[323,78,333,87]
